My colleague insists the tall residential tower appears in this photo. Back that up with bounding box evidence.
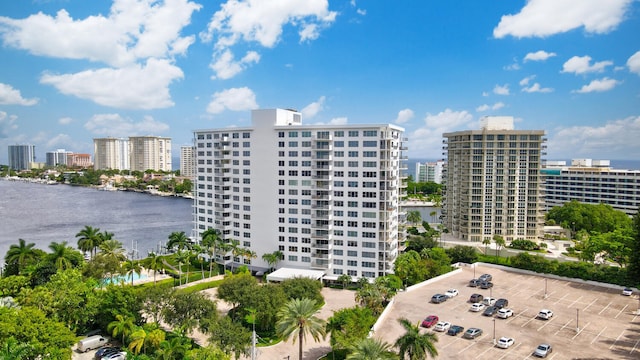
[8,144,36,170]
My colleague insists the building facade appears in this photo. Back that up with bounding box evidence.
[415,160,445,183]
[45,149,70,167]
[8,144,36,170]
[192,109,407,280]
[93,138,129,170]
[442,116,546,242]
[67,153,92,168]
[180,145,195,178]
[543,159,640,216]
[129,136,172,172]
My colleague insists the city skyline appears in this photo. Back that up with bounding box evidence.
[1,0,639,165]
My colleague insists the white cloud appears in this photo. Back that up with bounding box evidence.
[84,113,170,137]
[494,0,632,38]
[0,83,38,105]
[628,51,640,75]
[524,50,556,62]
[476,102,505,112]
[394,109,414,124]
[301,96,326,119]
[522,83,554,93]
[503,59,521,71]
[561,55,613,74]
[356,9,366,16]
[58,117,73,125]
[519,75,535,86]
[548,116,640,158]
[40,58,183,109]
[210,49,261,80]
[329,117,348,125]
[0,111,19,138]
[408,109,474,157]
[0,0,202,67]
[46,134,74,149]
[206,87,258,114]
[493,84,510,95]
[573,77,620,93]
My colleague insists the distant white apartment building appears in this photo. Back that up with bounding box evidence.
[8,144,36,170]
[192,109,407,280]
[180,145,195,178]
[93,138,130,170]
[129,136,172,172]
[46,149,71,167]
[415,160,445,183]
[442,116,546,242]
[543,159,640,216]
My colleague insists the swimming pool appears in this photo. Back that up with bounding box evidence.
[102,273,148,285]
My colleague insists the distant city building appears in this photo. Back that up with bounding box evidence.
[543,159,640,216]
[415,160,445,183]
[68,153,92,168]
[45,149,71,167]
[129,136,172,172]
[93,137,129,170]
[8,144,36,170]
[180,145,195,178]
[192,108,407,280]
[442,116,546,242]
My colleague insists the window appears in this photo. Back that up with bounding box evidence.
[348,141,359,147]
[363,130,377,137]
[363,141,377,147]
[348,130,359,137]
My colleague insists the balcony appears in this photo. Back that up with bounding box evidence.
[310,259,330,269]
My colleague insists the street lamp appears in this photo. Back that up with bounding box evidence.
[492,318,496,345]
[544,278,548,299]
[576,308,580,333]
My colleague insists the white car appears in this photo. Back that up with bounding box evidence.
[445,289,459,298]
[537,309,553,320]
[497,308,513,319]
[470,303,485,312]
[482,297,496,306]
[622,288,633,296]
[496,337,515,349]
[434,321,451,332]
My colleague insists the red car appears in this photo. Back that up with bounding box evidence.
[421,315,439,328]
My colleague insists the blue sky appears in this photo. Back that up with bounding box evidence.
[1,0,639,165]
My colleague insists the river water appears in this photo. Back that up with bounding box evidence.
[0,180,193,261]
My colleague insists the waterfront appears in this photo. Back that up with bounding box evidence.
[0,180,193,260]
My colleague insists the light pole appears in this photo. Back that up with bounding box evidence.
[544,278,548,299]
[492,318,496,345]
[576,308,580,333]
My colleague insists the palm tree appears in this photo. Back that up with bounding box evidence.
[429,211,437,224]
[191,244,206,278]
[174,250,190,285]
[108,314,136,344]
[143,252,164,285]
[493,234,506,258]
[145,328,166,353]
[262,250,283,273]
[243,248,257,273]
[347,337,396,360]
[76,225,101,258]
[394,318,438,360]
[122,259,143,286]
[47,241,77,270]
[167,231,190,253]
[0,337,30,360]
[407,211,421,226]
[155,336,190,360]
[230,240,242,270]
[201,228,220,277]
[128,327,148,354]
[218,241,234,271]
[276,298,327,360]
[99,239,127,261]
[482,238,491,256]
[5,238,38,274]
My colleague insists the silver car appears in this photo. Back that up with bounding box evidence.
[533,343,552,357]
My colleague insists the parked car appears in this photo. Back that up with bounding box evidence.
[463,327,483,339]
[421,315,439,328]
[434,321,451,332]
[445,289,459,298]
[533,343,553,357]
[102,352,126,360]
[497,308,514,319]
[469,279,480,287]
[537,309,554,320]
[431,294,447,304]
[479,274,493,282]
[480,281,494,289]
[469,293,484,303]
[483,306,499,317]
[496,337,515,349]
[495,298,509,309]
[622,288,633,296]
[470,303,485,312]
[95,347,120,360]
[482,297,496,306]
[447,325,465,336]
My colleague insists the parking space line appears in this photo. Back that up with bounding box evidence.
[474,343,494,359]
[609,330,625,350]
[554,319,573,335]
[521,316,537,328]
[599,301,612,315]
[631,338,640,355]
[497,342,520,359]
[592,326,607,344]
[555,292,569,305]
[567,295,583,309]
[572,322,589,339]
[537,318,553,331]
[458,339,479,354]
[583,298,598,312]
[615,304,628,319]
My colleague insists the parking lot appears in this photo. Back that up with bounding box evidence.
[373,264,640,359]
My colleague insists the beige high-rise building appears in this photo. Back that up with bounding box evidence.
[180,145,195,178]
[442,116,546,242]
[129,136,172,172]
[93,137,129,170]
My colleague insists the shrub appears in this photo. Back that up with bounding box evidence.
[509,239,540,251]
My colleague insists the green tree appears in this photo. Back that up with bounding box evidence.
[276,298,327,360]
[142,252,164,285]
[281,277,324,303]
[337,273,353,289]
[167,231,191,252]
[4,239,38,275]
[129,327,148,354]
[242,283,288,333]
[355,283,384,315]
[445,245,478,264]
[46,241,82,271]
[174,250,190,285]
[216,273,259,311]
[201,228,221,277]
[347,337,396,360]
[0,337,31,360]
[108,314,136,344]
[155,335,190,360]
[204,316,252,360]
[186,345,230,360]
[394,250,428,287]
[162,292,217,334]
[140,286,174,324]
[482,238,491,256]
[122,259,143,286]
[326,307,376,351]
[493,234,506,258]
[407,211,422,226]
[394,318,438,359]
[628,207,640,283]
[261,250,283,273]
[76,225,102,258]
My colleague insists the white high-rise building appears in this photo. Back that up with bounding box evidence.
[192,109,407,280]
[93,138,129,170]
[442,116,546,242]
[129,136,172,172]
[45,149,70,167]
[415,160,445,183]
[180,145,195,178]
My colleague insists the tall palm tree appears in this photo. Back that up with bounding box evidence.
[76,225,101,258]
[201,228,220,277]
[167,231,190,253]
[143,252,164,285]
[0,337,30,360]
[394,318,438,360]
[128,327,148,354]
[108,314,136,344]
[493,234,506,258]
[276,298,327,360]
[5,238,38,274]
[174,250,190,285]
[218,241,234,271]
[99,239,127,261]
[47,241,77,270]
[347,337,396,360]
[482,238,491,256]
[191,244,206,278]
[262,251,281,273]
[230,240,242,270]
[155,336,189,360]
[243,248,257,273]
[122,259,143,286]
